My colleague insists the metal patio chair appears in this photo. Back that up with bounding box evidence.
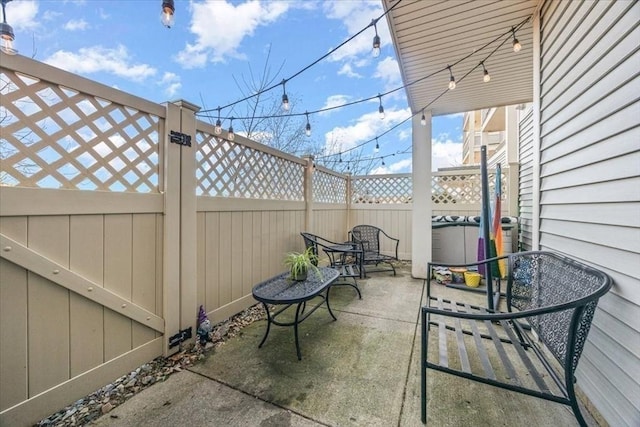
[300,232,363,299]
[349,225,399,276]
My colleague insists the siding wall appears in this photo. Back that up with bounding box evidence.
[538,1,640,425]
[518,106,535,251]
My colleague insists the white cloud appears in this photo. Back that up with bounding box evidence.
[63,19,89,31]
[323,0,386,63]
[175,1,291,68]
[319,95,351,116]
[371,157,412,175]
[432,137,463,171]
[324,107,411,153]
[4,0,38,31]
[42,10,62,21]
[373,56,401,88]
[337,63,362,79]
[44,45,157,82]
[159,72,182,98]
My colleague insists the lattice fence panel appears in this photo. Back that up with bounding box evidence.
[431,172,506,205]
[352,175,412,204]
[196,131,304,200]
[313,170,347,203]
[0,69,161,192]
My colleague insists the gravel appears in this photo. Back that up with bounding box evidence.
[35,304,266,427]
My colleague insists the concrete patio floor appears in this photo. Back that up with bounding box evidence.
[92,266,595,426]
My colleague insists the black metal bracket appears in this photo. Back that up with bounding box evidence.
[169,326,192,348]
[169,130,191,147]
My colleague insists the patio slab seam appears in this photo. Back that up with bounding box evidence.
[185,368,333,427]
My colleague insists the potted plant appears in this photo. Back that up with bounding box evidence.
[284,247,321,281]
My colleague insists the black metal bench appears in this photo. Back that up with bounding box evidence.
[422,251,612,426]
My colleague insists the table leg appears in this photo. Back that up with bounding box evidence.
[294,302,304,360]
[258,302,272,348]
[325,288,337,321]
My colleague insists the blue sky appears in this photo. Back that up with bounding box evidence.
[4,0,463,173]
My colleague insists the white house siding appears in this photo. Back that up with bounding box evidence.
[538,1,640,426]
[518,106,534,251]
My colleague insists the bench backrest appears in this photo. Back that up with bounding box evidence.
[507,251,611,372]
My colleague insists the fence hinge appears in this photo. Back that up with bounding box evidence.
[169,130,192,147]
[168,326,192,348]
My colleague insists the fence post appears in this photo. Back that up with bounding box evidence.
[162,100,200,355]
[346,172,352,236]
[303,155,314,232]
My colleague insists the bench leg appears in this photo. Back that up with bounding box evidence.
[568,380,588,427]
[421,308,427,424]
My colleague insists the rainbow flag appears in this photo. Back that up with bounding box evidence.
[491,164,506,277]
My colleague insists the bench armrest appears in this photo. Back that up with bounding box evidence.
[423,295,596,322]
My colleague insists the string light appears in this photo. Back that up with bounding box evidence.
[228,117,235,141]
[481,62,491,82]
[378,94,385,119]
[214,107,222,135]
[381,158,386,166]
[374,138,380,153]
[281,79,290,111]
[511,26,521,52]
[198,18,530,129]
[198,1,404,115]
[447,65,456,90]
[160,0,175,28]
[197,16,531,166]
[0,0,17,55]
[371,19,381,58]
[305,111,311,137]
[318,16,529,165]
[420,110,426,126]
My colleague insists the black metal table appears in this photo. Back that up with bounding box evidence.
[252,267,339,360]
[323,244,364,298]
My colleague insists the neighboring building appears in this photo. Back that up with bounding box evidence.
[462,105,522,169]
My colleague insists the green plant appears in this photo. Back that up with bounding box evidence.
[283,246,322,281]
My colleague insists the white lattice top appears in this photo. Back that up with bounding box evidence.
[1,69,161,192]
[313,170,347,203]
[351,170,507,205]
[352,174,412,204]
[196,130,304,200]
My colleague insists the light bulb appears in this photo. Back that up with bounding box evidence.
[374,141,379,153]
[483,69,491,82]
[513,38,521,52]
[282,93,289,111]
[447,66,456,90]
[160,0,175,28]
[214,119,222,135]
[305,123,311,137]
[228,118,235,141]
[0,22,16,55]
[372,35,381,58]
[420,112,426,126]
[378,105,385,120]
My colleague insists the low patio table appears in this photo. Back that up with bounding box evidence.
[252,267,340,360]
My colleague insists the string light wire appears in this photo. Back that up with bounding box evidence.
[198,0,404,114]
[197,16,530,124]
